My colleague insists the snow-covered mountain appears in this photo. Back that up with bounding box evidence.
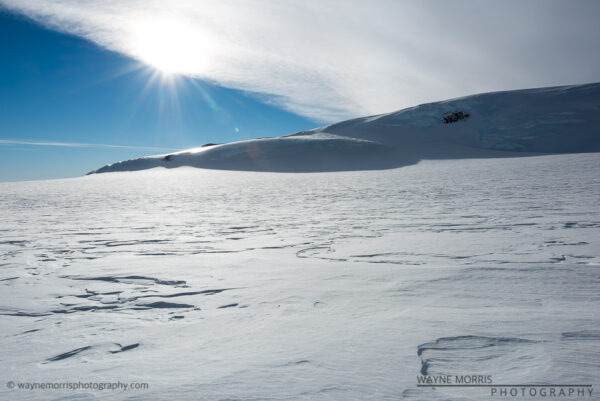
[89,82,600,174]
[3,84,600,401]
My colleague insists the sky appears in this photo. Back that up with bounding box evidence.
[1,0,599,181]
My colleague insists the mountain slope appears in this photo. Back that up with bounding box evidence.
[88,82,600,174]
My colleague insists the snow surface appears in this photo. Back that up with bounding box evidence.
[89,83,600,174]
[1,153,599,400]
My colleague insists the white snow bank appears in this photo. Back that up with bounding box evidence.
[89,83,600,174]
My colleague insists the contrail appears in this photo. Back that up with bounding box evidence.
[0,139,179,152]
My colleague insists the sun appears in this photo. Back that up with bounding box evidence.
[130,19,208,76]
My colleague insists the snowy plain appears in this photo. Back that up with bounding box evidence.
[1,153,599,400]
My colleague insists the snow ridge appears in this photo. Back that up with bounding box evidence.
[89,82,600,174]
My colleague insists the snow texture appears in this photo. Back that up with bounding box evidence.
[1,152,599,400]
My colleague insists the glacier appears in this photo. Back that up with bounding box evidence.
[0,83,599,400]
[1,154,599,400]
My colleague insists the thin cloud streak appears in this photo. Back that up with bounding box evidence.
[0,139,178,152]
[1,0,599,122]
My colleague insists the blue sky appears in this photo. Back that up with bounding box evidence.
[0,12,317,181]
[1,1,599,181]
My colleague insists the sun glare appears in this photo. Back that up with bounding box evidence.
[131,19,207,76]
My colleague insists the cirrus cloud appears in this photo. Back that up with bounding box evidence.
[1,0,599,122]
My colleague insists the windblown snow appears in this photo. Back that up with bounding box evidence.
[1,84,599,400]
[89,83,600,174]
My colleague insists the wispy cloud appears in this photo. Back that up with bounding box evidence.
[1,0,599,121]
[0,139,178,152]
